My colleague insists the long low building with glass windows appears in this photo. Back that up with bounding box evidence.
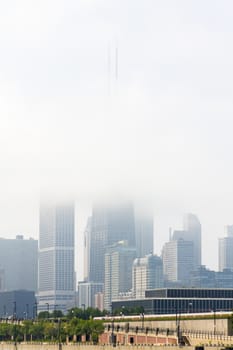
[112,288,233,314]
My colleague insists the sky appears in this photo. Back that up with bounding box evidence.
[1,0,233,279]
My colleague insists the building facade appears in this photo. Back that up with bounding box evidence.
[38,201,75,314]
[104,241,136,311]
[162,239,194,285]
[183,213,202,268]
[0,290,36,319]
[135,212,154,258]
[132,254,163,299]
[219,230,233,272]
[0,235,38,292]
[78,281,103,309]
[88,202,136,284]
[113,288,233,315]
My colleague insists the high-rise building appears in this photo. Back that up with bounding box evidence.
[0,235,38,292]
[135,213,154,258]
[104,241,136,311]
[162,238,194,284]
[38,201,75,314]
[132,254,163,299]
[219,236,233,272]
[183,213,202,268]
[88,202,135,284]
[78,281,103,309]
[83,217,92,282]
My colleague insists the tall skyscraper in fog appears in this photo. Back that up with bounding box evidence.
[183,213,201,268]
[172,213,201,270]
[135,213,154,258]
[83,217,92,282]
[104,241,136,311]
[219,225,233,272]
[88,202,135,284]
[38,201,75,313]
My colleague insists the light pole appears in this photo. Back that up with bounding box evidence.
[13,301,16,320]
[81,303,86,319]
[188,302,192,314]
[212,308,216,336]
[46,303,49,318]
[33,302,37,319]
[140,312,144,331]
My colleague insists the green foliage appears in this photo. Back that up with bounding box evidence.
[66,307,107,320]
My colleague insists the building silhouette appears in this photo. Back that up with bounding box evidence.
[38,201,75,313]
[132,254,163,299]
[162,238,194,285]
[78,281,103,309]
[135,212,154,258]
[0,235,37,292]
[104,241,136,311]
[183,213,202,268]
[219,225,233,272]
[87,202,135,284]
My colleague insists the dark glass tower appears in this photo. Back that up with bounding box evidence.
[88,202,136,284]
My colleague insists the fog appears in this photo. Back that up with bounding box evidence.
[1,1,233,279]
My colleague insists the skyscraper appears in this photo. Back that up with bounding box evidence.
[218,225,233,272]
[162,238,194,284]
[132,254,163,299]
[104,241,136,311]
[78,281,103,309]
[135,213,154,258]
[83,217,92,282]
[88,202,135,284]
[183,213,202,268]
[0,235,37,292]
[38,201,75,314]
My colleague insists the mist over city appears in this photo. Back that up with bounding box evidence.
[1,2,233,346]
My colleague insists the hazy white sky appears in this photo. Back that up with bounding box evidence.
[1,0,233,278]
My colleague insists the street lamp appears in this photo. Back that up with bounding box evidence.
[46,303,49,318]
[188,302,192,314]
[212,308,216,336]
[81,303,86,319]
[13,301,16,320]
[33,302,37,319]
[140,312,144,331]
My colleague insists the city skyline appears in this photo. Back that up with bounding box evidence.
[1,1,233,281]
[0,197,231,283]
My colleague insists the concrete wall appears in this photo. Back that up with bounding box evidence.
[112,317,232,336]
[0,345,229,350]
[0,343,229,350]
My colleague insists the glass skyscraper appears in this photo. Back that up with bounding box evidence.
[38,201,75,314]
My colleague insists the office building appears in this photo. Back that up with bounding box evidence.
[38,201,75,314]
[0,235,38,292]
[88,202,135,284]
[104,241,136,311]
[112,288,233,315]
[183,213,202,268]
[0,290,36,319]
[219,225,233,272]
[83,217,92,282]
[135,212,154,258]
[78,281,103,309]
[132,254,163,299]
[162,238,194,285]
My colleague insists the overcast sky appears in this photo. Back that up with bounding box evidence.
[1,0,233,278]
